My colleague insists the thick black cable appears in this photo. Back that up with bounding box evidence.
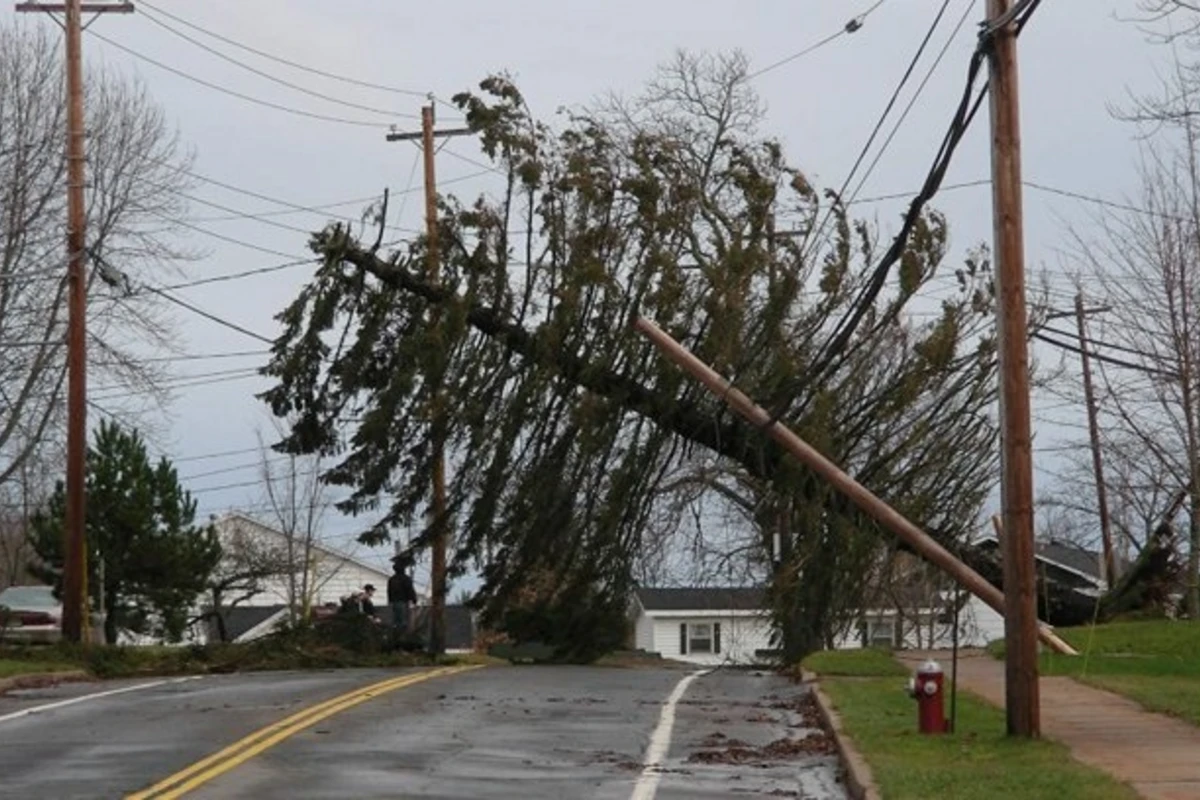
[797,0,1046,402]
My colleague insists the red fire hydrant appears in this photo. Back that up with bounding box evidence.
[906,659,947,734]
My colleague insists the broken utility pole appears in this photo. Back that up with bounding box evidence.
[386,104,472,657]
[632,316,1077,657]
[987,0,1039,738]
[15,0,135,644]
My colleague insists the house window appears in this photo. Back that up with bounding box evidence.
[679,622,721,655]
[868,619,896,648]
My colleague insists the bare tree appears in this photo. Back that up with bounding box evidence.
[0,20,194,487]
[258,422,341,622]
[1067,59,1200,614]
[200,515,291,642]
[0,433,58,588]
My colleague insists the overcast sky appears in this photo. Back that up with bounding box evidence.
[3,0,1168,582]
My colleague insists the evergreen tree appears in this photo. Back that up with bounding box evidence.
[29,420,221,644]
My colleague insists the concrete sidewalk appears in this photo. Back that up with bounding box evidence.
[898,650,1200,800]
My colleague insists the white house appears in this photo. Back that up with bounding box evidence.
[629,584,1007,662]
[200,512,407,643]
[212,513,402,607]
[830,589,1005,651]
[630,539,1115,660]
[630,587,776,666]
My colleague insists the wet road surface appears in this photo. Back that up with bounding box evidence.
[0,664,848,799]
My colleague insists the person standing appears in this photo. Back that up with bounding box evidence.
[387,553,418,646]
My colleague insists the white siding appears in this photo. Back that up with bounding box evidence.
[830,598,1006,651]
[959,596,1006,647]
[642,613,775,666]
[634,614,654,652]
[212,514,396,611]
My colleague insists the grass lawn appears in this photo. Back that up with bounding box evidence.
[990,619,1200,727]
[803,649,1139,800]
[0,658,79,679]
[801,647,908,677]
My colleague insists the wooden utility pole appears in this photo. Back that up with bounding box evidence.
[987,0,1039,738]
[15,0,134,644]
[1074,292,1117,587]
[386,104,471,656]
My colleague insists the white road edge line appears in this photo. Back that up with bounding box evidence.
[630,668,711,800]
[0,675,202,724]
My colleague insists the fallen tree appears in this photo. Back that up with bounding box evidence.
[262,63,1009,659]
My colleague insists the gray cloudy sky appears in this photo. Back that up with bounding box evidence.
[4,0,1166,578]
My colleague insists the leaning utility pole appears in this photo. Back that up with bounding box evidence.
[1074,292,1117,587]
[386,104,472,656]
[15,0,135,644]
[987,0,1040,738]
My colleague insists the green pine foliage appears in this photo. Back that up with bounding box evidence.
[29,420,221,644]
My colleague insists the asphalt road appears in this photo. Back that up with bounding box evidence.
[0,664,847,799]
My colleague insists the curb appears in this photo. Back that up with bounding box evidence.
[0,670,91,695]
[803,669,881,800]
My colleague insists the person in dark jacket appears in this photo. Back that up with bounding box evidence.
[387,554,418,642]
[360,584,379,619]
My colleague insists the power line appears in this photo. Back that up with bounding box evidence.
[1040,325,1170,364]
[143,285,274,344]
[146,209,303,259]
[851,178,991,205]
[173,445,262,464]
[86,29,396,129]
[190,194,379,224]
[802,0,1001,388]
[848,0,975,205]
[180,454,289,484]
[189,467,321,496]
[159,259,317,292]
[136,6,412,120]
[179,167,495,221]
[98,348,270,365]
[176,192,326,237]
[90,367,262,400]
[441,147,505,176]
[1032,332,1179,379]
[806,0,954,261]
[747,0,887,79]
[176,188,420,238]
[1024,179,1191,223]
[135,0,433,99]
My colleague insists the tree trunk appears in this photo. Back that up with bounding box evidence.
[103,591,118,645]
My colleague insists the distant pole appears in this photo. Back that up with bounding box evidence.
[987,0,1039,738]
[14,0,134,644]
[386,104,472,657]
[1074,292,1116,587]
[950,581,961,733]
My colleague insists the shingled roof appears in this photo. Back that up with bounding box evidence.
[634,587,766,612]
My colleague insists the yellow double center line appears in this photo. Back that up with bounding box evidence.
[127,664,481,799]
